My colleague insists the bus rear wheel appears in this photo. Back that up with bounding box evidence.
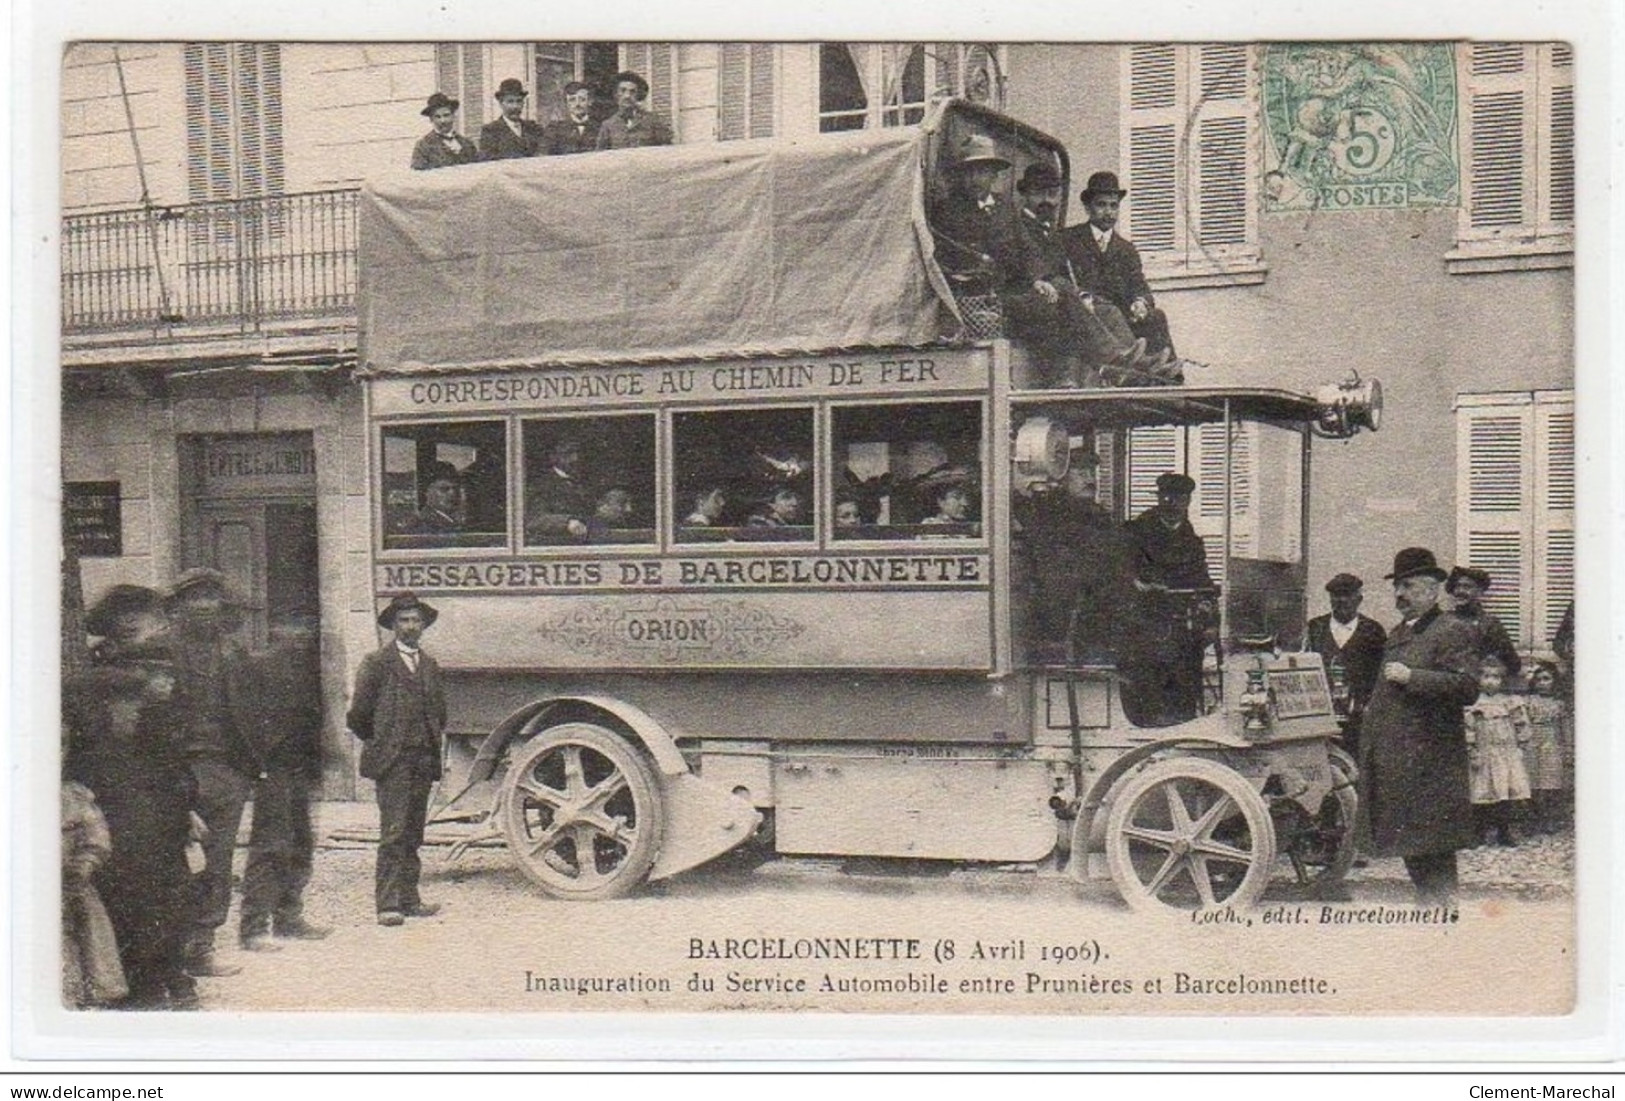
[499,722,665,901]
[1104,757,1276,913]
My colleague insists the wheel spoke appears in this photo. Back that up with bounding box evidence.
[1141,850,1184,899]
[514,774,566,810]
[571,823,608,880]
[1190,793,1236,842]
[1189,856,1219,907]
[580,773,629,816]
[578,809,636,845]
[1120,823,1180,850]
[1162,782,1195,833]
[1191,837,1255,865]
[561,746,589,800]
[521,821,566,858]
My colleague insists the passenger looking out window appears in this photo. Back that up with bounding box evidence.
[672,408,815,543]
[522,416,655,547]
[831,401,983,541]
[381,421,507,550]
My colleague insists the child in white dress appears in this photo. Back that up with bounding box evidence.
[1465,657,1532,846]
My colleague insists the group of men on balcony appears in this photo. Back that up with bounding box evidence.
[931,134,1183,388]
[412,70,672,170]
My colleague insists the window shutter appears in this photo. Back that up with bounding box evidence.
[1192,45,1251,250]
[234,44,284,199]
[184,43,284,203]
[1456,396,1532,647]
[460,46,486,131]
[718,43,748,140]
[1466,43,1532,230]
[1126,426,1182,516]
[748,43,775,137]
[1542,46,1574,226]
[184,43,235,203]
[1533,395,1574,648]
[1124,45,1181,255]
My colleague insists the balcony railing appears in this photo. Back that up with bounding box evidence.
[61,188,359,337]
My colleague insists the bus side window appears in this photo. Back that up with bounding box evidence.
[521,415,656,547]
[673,408,815,543]
[831,401,984,541]
[380,421,508,550]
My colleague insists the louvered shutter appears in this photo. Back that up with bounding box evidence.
[184,43,234,203]
[1466,43,1532,231]
[1127,426,1183,516]
[748,44,775,137]
[183,43,284,203]
[1541,45,1574,228]
[1192,45,1251,252]
[1532,395,1574,648]
[1124,45,1181,255]
[622,43,675,120]
[718,43,748,140]
[1456,396,1532,646]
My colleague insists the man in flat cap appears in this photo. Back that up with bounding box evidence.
[543,80,600,155]
[347,593,447,927]
[1445,565,1521,680]
[1358,548,1481,904]
[1118,472,1216,726]
[596,70,673,150]
[411,92,479,170]
[1064,171,1179,364]
[479,78,544,160]
[1305,572,1388,758]
[165,568,256,979]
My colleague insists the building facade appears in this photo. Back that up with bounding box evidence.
[60,42,1574,794]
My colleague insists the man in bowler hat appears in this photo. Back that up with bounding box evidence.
[1064,171,1179,362]
[1119,472,1215,726]
[347,593,447,926]
[479,78,545,160]
[411,92,479,169]
[596,70,672,150]
[1305,572,1388,757]
[1358,548,1481,904]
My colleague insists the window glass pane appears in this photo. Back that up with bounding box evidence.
[381,421,507,550]
[818,44,868,132]
[831,402,982,541]
[522,416,656,546]
[674,408,815,542]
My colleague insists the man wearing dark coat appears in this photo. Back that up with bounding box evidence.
[479,78,544,160]
[347,593,447,926]
[542,80,600,155]
[1118,472,1215,726]
[410,92,479,170]
[1305,572,1389,758]
[524,436,593,543]
[1358,547,1481,904]
[237,620,331,951]
[595,70,673,150]
[1444,565,1522,679]
[166,568,253,979]
[1063,171,1178,360]
[1013,448,1125,662]
[67,585,199,1009]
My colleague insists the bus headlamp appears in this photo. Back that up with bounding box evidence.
[1013,417,1070,491]
[1312,373,1382,438]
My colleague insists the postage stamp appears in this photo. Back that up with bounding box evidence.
[1261,43,1461,212]
[25,22,1603,1061]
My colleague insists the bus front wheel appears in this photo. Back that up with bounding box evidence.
[498,722,666,901]
[1104,757,1276,913]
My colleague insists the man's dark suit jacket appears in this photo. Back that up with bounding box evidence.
[411,130,479,170]
[1061,223,1156,315]
[542,117,598,156]
[1306,613,1388,714]
[346,643,446,782]
[478,116,544,160]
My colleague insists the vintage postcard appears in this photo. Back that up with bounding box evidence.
[19,3,1616,1063]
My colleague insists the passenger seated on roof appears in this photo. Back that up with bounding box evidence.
[929,137,1170,388]
[1064,172,1180,371]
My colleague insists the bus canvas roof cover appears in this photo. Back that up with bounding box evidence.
[358,125,953,373]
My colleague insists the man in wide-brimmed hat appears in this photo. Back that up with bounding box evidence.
[346,593,448,927]
[1119,471,1215,726]
[84,583,170,661]
[1445,564,1521,679]
[411,91,479,170]
[1305,573,1387,761]
[164,568,253,979]
[596,69,672,150]
[1063,170,1179,364]
[479,77,544,160]
[1357,547,1481,904]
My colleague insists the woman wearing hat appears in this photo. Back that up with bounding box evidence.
[1358,547,1482,904]
[411,91,478,170]
[479,78,545,160]
[596,70,673,151]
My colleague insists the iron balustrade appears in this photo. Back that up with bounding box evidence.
[61,188,359,335]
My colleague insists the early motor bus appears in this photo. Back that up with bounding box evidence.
[356,101,1381,912]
